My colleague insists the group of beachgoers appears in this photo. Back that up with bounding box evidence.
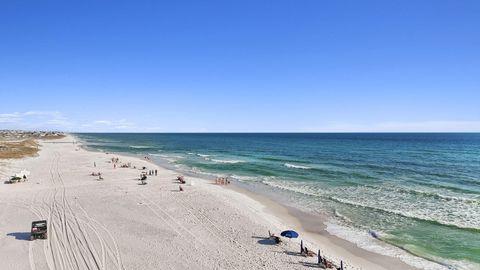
[215,177,230,185]
[93,156,154,183]
[90,171,103,180]
[139,169,158,184]
[265,230,344,269]
[92,157,121,178]
[146,169,157,176]
[90,153,349,269]
[300,239,344,270]
[111,157,120,169]
[92,155,344,268]
[177,175,186,191]
[92,161,103,180]
[120,162,131,168]
[177,175,186,184]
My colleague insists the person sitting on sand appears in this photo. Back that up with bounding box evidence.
[324,258,332,268]
[177,176,186,184]
[267,231,281,244]
[274,236,281,244]
[179,185,183,192]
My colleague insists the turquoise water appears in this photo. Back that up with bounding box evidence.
[75,133,480,269]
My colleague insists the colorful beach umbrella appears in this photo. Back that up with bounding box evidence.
[280,230,299,238]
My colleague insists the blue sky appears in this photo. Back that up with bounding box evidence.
[0,0,479,132]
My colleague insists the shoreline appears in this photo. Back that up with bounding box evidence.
[78,141,450,269]
[226,184,421,270]
[75,134,428,270]
[0,134,441,269]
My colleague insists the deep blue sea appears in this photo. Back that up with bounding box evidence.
[75,133,480,270]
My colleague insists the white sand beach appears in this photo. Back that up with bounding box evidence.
[0,135,419,270]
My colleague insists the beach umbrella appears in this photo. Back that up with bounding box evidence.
[280,230,299,239]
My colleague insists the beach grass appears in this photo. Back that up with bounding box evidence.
[0,133,65,159]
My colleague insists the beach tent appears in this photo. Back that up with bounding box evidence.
[15,169,30,178]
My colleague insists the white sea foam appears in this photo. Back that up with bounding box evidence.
[148,153,172,159]
[93,138,120,143]
[444,259,480,270]
[230,175,255,181]
[330,185,480,230]
[262,180,325,198]
[129,145,151,149]
[207,158,244,164]
[147,153,181,163]
[197,153,211,158]
[262,179,480,230]
[334,209,352,223]
[231,175,276,182]
[284,163,312,170]
[325,222,449,270]
[250,178,471,269]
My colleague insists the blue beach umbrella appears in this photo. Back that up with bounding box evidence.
[280,230,299,239]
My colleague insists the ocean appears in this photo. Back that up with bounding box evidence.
[75,133,480,270]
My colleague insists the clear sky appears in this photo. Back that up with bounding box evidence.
[1,0,479,132]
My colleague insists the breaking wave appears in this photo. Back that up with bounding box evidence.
[129,145,151,149]
[284,163,312,170]
[208,158,245,164]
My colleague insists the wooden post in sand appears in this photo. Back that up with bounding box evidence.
[340,260,344,270]
[318,249,321,264]
[300,240,303,254]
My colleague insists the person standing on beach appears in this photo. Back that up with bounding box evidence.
[94,162,96,167]
[155,169,157,176]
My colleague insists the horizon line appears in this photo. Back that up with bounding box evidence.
[69,131,480,134]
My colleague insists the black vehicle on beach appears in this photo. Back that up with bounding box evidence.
[30,220,47,241]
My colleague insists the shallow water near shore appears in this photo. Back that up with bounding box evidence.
[75,133,480,270]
